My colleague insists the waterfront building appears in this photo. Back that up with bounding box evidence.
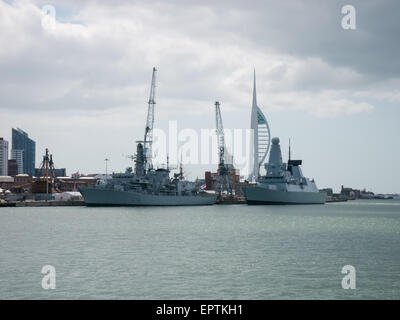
[56,176,97,192]
[34,168,66,178]
[204,168,244,196]
[11,128,36,176]
[14,174,33,185]
[0,176,14,190]
[340,185,360,200]
[0,138,8,176]
[11,149,24,175]
[320,188,333,196]
[359,188,375,199]
[7,159,18,177]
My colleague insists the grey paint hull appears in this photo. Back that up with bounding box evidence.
[79,187,216,206]
[244,186,326,205]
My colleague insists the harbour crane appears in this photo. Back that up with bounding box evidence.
[143,67,157,172]
[214,101,232,196]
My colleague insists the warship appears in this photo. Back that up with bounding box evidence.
[79,144,216,206]
[243,137,326,205]
[79,68,216,206]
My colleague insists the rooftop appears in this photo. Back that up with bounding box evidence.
[0,176,14,182]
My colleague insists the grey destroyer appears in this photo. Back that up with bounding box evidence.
[243,137,326,205]
[79,67,216,206]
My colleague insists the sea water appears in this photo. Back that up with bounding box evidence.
[0,200,399,299]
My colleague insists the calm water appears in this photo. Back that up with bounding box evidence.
[0,200,399,300]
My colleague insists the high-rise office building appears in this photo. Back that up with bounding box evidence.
[0,137,9,176]
[8,159,18,177]
[11,149,24,175]
[11,128,36,176]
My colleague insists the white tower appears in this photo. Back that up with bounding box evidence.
[249,70,271,181]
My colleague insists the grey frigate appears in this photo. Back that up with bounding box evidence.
[79,143,216,206]
[79,67,216,206]
[243,137,326,205]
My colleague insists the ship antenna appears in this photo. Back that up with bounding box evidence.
[179,152,183,180]
[289,138,291,162]
[166,153,169,171]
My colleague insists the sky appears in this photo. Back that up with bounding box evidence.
[0,0,399,193]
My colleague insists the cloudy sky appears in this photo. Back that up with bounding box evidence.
[0,0,399,193]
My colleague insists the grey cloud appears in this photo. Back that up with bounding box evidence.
[0,0,398,116]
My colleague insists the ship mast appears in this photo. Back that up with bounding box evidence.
[179,152,183,180]
[39,148,56,194]
[143,67,157,172]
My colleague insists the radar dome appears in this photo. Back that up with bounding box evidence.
[271,137,280,145]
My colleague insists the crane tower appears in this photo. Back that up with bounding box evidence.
[215,101,232,196]
[143,67,157,172]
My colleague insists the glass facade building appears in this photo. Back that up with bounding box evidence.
[0,137,8,176]
[11,128,36,176]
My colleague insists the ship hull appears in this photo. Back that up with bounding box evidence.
[243,186,326,205]
[79,187,216,206]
